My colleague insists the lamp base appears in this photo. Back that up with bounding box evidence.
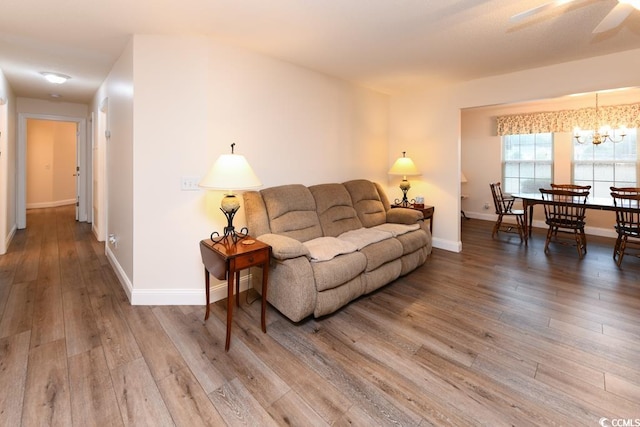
[210,198,249,246]
[393,179,413,207]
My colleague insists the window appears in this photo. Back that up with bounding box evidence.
[503,133,553,194]
[573,129,637,198]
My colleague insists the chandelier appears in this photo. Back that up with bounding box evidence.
[574,93,627,145]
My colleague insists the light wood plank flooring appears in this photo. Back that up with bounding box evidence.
[1,206,639,426]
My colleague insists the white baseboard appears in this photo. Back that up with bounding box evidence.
[432,237,462,253]
[105,245,250,305]
[129,278,252,306]
[26,199,76,209]
[1,224,17,255]
[106,245,133,301]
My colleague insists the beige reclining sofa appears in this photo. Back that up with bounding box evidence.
[243,179,432,322]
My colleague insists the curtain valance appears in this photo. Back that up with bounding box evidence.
[496,103,640,136]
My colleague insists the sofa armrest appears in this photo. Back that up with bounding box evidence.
[386,207,423,224]
[257,233,310,260]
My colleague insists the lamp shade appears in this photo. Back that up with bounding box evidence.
[199,153,262,191]
[388,152,420,176]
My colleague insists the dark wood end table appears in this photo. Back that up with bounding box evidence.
[199,236,271,351]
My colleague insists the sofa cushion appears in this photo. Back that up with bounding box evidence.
[359,238,403,272]
[338,227,392,250]
[343,179,388,227]
[243,191,272,237]
[303,237,358,262]
[373,223,420,237]
[362,259,402,293]
[314,276,364,318]
[310,251,367,292]
[261,184,323,242]
[386,207,423,224]
[309,183,362,237]
[257,233,310,260]
[396,229,430,255]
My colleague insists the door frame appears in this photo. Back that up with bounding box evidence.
[17,113,89,228]
[0,99,7,254]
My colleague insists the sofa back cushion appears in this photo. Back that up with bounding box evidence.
[260,184,323,242]
[243,190,272,237]
[309,183,363,237]
[344,179,388,228]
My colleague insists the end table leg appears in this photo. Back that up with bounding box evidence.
[235,271,241,307]
[204,267,210,321]
[225,273,233,351]
[261,262,269,333]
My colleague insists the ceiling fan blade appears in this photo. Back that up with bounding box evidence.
[510,0,577,23]
[593,2,634,33]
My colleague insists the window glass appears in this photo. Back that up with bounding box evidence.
[502,133,553,194]
[572,128,637,198]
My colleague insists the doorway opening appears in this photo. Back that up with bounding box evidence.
[17,113,88,229]
[25,119,77,211]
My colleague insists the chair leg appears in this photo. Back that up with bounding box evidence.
[575,230,584,259]
[516,215,526,244]
[492,214,503,238]
[544,226,553,254]
[613,233,623,262]
[514,215,522,242]
[616,235,627,267]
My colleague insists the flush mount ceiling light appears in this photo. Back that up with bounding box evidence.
[40,71,71,84]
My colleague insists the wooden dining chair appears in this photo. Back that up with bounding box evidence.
[539,187,590,258]
[550,183,592,194]
[489,182,526,243]
[610,187,640,267]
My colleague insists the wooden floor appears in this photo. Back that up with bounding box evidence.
[1,206,639,426]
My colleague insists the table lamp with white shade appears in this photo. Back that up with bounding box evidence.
[388,151,421,207]
[199,143,262,243]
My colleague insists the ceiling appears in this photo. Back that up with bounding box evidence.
[1,0,640,104]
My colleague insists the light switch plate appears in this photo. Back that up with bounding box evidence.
[181,176,200,191]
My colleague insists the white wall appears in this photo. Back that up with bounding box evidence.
[0,70,16,255]
[390,48,640,252]
[16,98,88,118]
[127,35,389,304]
[91,39,134,292]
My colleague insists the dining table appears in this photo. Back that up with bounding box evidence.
[512,192,618,238]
